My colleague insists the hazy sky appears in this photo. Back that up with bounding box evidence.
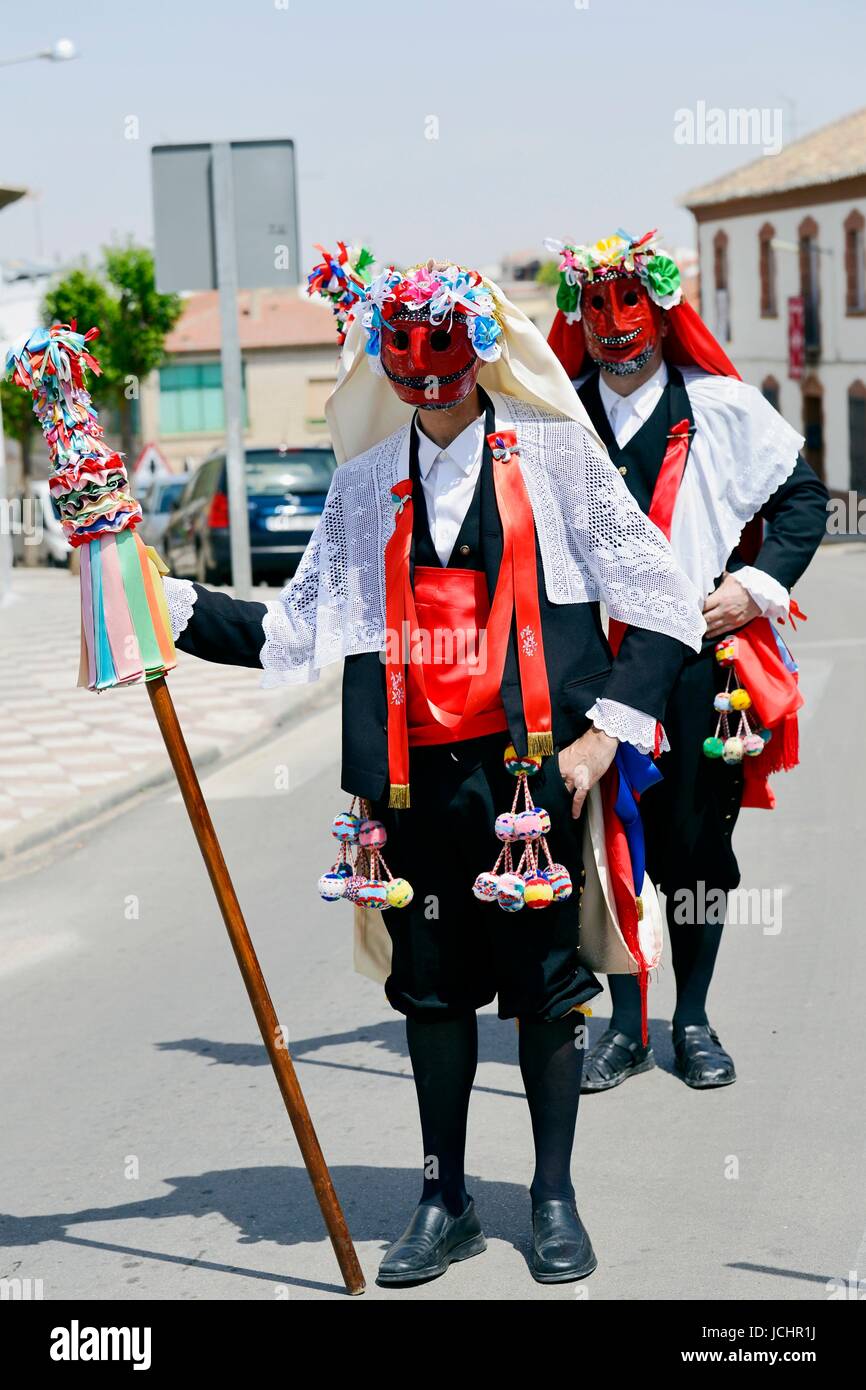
[1,0,863,274]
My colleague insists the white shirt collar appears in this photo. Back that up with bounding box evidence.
[414,411,485,480]
[598,359,669,425]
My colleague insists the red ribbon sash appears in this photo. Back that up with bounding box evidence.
[382,430,553,808]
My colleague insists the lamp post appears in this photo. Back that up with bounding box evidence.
[0,38,77,67]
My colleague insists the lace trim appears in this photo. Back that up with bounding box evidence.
[163,576,198,640]
[673,372,804,599]
[586,698,670,755]
[258,394,705,689]
[731,564,789,620]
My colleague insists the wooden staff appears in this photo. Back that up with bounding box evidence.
[147,675,365,1296]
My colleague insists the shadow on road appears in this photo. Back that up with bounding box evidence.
[0,1163,541,1292]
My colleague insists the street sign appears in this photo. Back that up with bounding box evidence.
[151,140,300,293]
[150,140,301,598]
[788,296,805,380]
[133,441,174,484]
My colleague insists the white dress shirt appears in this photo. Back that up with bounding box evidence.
[415,413,485,565]
[597,363,789,620]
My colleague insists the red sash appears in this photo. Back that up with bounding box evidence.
[383,430,552,808]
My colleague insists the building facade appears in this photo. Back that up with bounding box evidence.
[139,288,341,470]
[684,107,866,495]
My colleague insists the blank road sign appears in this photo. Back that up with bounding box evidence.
[151,139,300,293]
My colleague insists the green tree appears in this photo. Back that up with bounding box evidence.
[42,245,182,461]
[536,258,562,288]
[0,376,39,488]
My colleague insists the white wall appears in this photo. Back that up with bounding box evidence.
[696,195,866,490]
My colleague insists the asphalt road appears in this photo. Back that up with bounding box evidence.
[1,544,863,1302]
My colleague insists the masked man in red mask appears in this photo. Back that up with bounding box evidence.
[158,254,705,1288]
[547,231,827,1093]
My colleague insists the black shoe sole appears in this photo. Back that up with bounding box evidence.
[580,1053,655,1093]
[376,1231,487,1286]
[530,1250,598,1284]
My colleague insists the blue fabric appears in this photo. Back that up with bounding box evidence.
[612,745,663,892]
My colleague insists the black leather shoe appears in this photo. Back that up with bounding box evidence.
[530,1199,597,1283]
[377,1200,486,1286]
[674,1024,736,1088]
[581,1027,655,1093]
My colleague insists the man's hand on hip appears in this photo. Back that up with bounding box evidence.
[703,572,761,640]
[557,728,619,820]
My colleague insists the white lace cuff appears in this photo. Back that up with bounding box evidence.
[732,565,789,621]
[162,576,198,640]
[586,698,670,755]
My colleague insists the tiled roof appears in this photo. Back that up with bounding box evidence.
[165,288,337,353]
[683,107,866,208]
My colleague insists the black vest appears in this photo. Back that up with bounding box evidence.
[577,365,695,514]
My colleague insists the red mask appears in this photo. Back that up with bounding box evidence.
[580,276,662,376]
[380,310,481,409]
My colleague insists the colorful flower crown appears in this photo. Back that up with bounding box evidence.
[544,230,682,324]
[350,262,504,374]
[307,242,376,343]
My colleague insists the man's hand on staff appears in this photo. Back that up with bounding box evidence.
[558,727,619,819]
[703,572,761,640]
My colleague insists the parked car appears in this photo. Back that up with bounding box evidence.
[161,446,337,585]
[12,480,72,567]
[138,474,191,551]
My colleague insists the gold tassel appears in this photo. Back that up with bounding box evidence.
[388,784,410,809]
[527,730,554,758]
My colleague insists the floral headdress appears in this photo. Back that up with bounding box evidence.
[307,242,376,343]
[349,262,504,375]
[543,230,682,324]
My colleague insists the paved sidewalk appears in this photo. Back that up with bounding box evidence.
[0,568,340,860]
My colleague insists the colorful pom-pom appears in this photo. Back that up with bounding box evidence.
[335,861,354,878]
[318,872,346,901]
[494,812,517,842]
[722,736,744,764]
[729,688,752,711]
[547,864,573,900]
[713,692,731,712]
[514,809,543,841]
[359,817,387,848]
[523,874,554,908]
[742,733,765,757]
[357,878,389,909]
[473,871,500,902]
[759,727,773,743]
[715,639,737,666]
[537,806,551,835]
[342,874,368,902]
[332,811,361,843]
[386,877,414,908]
[496,872,525,911]
[503,743,542,776]
[703,736,725,759]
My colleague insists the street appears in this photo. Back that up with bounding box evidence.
[0,543,863,1302]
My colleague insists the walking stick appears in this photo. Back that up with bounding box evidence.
[148,675,364,1294]
[5,324,365,1295]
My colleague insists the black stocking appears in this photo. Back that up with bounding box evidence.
[406,1011,477,1216]
[608,886,727,1041]
[518,1012,586,1207]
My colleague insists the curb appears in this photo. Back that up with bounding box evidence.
[0,663,343,866]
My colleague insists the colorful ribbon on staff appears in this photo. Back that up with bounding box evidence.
[4,322,176,690]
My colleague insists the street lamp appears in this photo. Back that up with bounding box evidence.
[0,38,78,68]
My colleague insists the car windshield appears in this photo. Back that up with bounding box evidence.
[156,481,188,512]
[243,449,337,497]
